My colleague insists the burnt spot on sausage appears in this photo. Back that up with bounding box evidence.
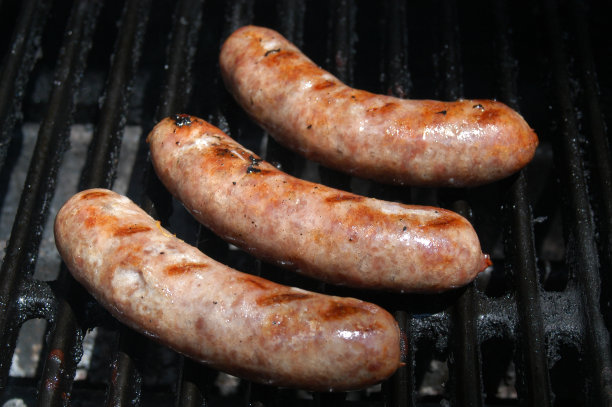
[420,215,463,229]
[264,48,281,57]
[325,194,365,203]
[436,110,447,115]
[473,103,484,110]
[113,224,153,237]
[80,190,110,200]
[306,124,312,129]
[214,146,235,158]
[246,155,263,174]
[257,292,313,306]
[320,302,368,320]
[367,102,398,114]
[164,263,209,275]
[477,108,501,124]
[313,80,336,90]
[173,114,192,127]
[266,49,299,63]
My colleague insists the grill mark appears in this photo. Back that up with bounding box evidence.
[238,276,271,290]
[80,190,110,200]
[266,49,299,63]
[257,292,313,306]
[367,102,398,114]
[325,194,365,203]
[247,169,273,176]
[320,302,368,320]
[164,263,209,275]
[313,80,336,90]
[421,215,462,228]
[477,107,501,124]
[113,224,153,236]
[83,207,117,229]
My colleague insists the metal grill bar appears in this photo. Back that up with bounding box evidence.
[276,0,305,48]
[105,328,143,407]
[30,0,151,404]
[79,0,152,192]
[492,2,552,405]
[381,0,411,99]
[436,2,483,406]
[542,0,612,405]
[567,0,612,328]
[0,0,101,395]
[0,0,51,175]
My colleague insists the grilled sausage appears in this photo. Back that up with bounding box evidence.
[54,188,401,391]
[147,115,491,292]
[219,25,538,187]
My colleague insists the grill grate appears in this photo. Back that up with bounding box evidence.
[1,0,611,406]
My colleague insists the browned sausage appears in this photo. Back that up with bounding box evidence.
[219,25,538,187]
[54,188,401,391]
[147,115,491,292]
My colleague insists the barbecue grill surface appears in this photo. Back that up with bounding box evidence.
[1,0,611,406]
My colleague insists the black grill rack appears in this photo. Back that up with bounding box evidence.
[1,0,611,406]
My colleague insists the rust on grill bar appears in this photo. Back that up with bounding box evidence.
[1,0,611,406]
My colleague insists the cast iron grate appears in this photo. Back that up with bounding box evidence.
[0,0,611,406]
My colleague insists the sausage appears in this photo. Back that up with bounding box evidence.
[54,188,401,391]
[147,115,491,292]
[219,25,538,187]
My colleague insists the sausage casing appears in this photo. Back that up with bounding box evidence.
[219,25,538,187]
[147,115,490,292]
[54,188,401,391]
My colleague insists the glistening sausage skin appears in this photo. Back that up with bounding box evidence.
[54,189,401,391]
[219,25,538,187]
[147,115,491,292]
